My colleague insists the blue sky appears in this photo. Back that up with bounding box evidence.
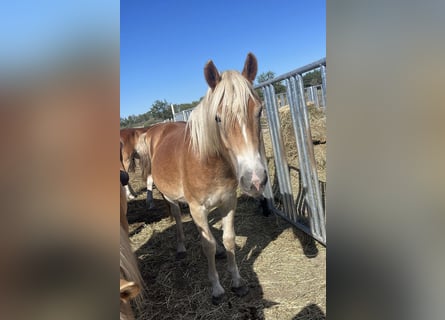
[120,0,325,118]
[0,1,119,70]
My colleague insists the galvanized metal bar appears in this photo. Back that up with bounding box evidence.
[312,86,317,106]
[263,84,291,215]
[314,86,320,107]
[259,122,274,211]
[320,64,327,108]
[310,86,315,104]
[288,75,315,240]
[269,206,325,245]
[287,76,309,197]
[296,74,326,242]
[293,75,320,233]
[262,84,296,220]
[255,58,326,88]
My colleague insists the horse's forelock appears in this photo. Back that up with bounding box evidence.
[187,71,256,158]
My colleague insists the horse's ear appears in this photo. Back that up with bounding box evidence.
[242,52,258,83]
[120,279,140,303]
[204,60,221,90]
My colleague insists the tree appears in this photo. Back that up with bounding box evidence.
[256,71,275,84]
[149,99,172,120]
[302,70,322,87]
[174,98,202,113]
[255,71,286,100]
[120,117,128,128]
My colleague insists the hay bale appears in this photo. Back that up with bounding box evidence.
[275,104,326,182]
[279,105,326,145]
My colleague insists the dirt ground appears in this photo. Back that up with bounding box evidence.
[126,105,326,319]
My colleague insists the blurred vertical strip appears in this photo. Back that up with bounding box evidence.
[327,0,445,320]
[0,1,119,319]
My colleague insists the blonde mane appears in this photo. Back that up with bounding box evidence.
[187,70,256,158]
[120,226,144,314]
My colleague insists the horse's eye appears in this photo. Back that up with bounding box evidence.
[215,115,222,123]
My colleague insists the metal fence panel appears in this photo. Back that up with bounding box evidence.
[256,58,327,245]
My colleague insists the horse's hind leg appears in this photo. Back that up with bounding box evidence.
[146,174,155,209]
[167,201,186,259]
[188,202,225,304]
[220,197,249,297]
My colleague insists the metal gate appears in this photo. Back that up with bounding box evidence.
[255,58,326,245]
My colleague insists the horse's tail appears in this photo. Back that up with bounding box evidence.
[127,152,137,173]
[135,132,151,182]
[120,225,144,313]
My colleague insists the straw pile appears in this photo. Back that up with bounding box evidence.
[269,104,326,181]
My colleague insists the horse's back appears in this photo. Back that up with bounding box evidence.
[145,122,186,154]
[120,127,151,147]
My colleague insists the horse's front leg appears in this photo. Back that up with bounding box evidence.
[189,202,225,304]
[220,197,249,297]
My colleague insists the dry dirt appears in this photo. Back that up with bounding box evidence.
[126,105,326,319]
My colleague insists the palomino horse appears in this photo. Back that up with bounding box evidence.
[137,53,267,304]
[120,127,156,208]
[120,225,143,320]
[120,148,143,319]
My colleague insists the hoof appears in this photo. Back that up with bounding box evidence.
[176,251,187,260]
[303,244,318,258]
[231,285,249,297]
[146,201,156,210]
[211,293,225,305]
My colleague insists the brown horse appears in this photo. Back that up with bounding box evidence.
[120,141,131,233]
[120,127,156,208]
[136,53,267,304]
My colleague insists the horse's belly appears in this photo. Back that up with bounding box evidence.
[151,147,185,201]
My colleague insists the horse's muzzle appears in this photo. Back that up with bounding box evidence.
[240,168,267,197]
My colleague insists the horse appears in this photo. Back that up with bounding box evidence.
[136,53,267,304]
[120,225,143,320]
[120,145,144,319]
[120,127,156,208]
[120,141,131,233]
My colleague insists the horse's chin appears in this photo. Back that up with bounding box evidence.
[240,187,264,199]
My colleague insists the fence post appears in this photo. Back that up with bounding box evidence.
[320,65,327,108]
[171,104,176,121]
